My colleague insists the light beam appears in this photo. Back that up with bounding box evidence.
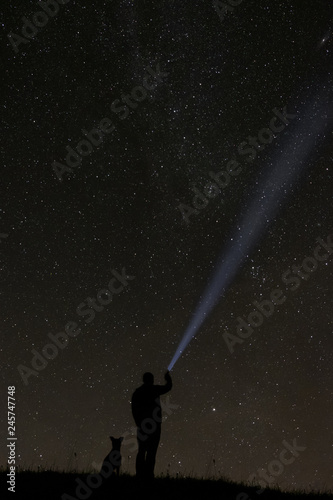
[168,85,332,371]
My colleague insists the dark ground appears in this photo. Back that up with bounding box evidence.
[2,470,332,500]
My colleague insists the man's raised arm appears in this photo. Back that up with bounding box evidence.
[156,370,172,395]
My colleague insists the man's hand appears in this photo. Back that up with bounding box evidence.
[164,370,171,380]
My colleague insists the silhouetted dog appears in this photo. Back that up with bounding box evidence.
[100,436,123,478]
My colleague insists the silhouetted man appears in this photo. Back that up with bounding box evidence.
[131,371,172,479]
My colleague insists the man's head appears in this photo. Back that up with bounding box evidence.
[143,372,154,385]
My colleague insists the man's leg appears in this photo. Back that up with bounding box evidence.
[145,426,161,479]
[136,427,147,478]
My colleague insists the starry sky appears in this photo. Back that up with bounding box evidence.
[1,0,333,492]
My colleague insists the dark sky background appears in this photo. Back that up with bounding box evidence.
[1,0,333,492]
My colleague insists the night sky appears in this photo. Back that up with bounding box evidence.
[1,0,333,492]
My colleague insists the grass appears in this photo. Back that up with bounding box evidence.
[1,467,332,500]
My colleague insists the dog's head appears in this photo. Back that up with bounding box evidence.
[109,436,123,450]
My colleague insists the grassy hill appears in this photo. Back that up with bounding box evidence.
[1,469,331,500]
